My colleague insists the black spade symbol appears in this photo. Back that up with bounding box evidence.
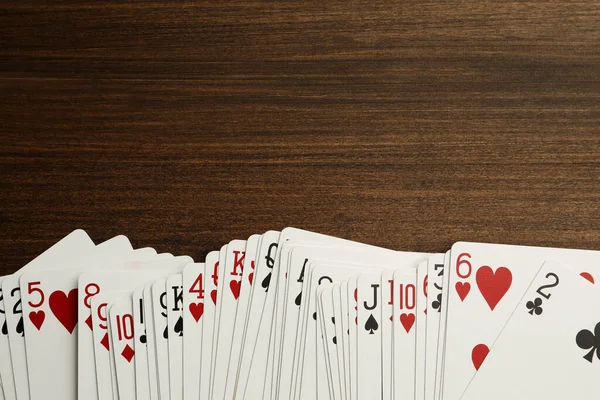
[364,314,378,335]
[174,316,183,337]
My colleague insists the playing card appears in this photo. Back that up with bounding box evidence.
[380,268,395,400]
[108,294,137,400]
[357,271,383,400]
[91,291,127,400]
[182,262,206,400]
[143,284,160,400]
[427,252,448,400]
[132,285,151,400]
[347,276,359,400]
[19,236,140,400]
[199,250,220,400]
[440,242,600,400]
[151,278,171,400]
[166,273,184,400]
[0,230,95,400]
[391,268,418,400]
[339,279,353,400]
[316,284,335,400]
[234,231,280,398]
[416,252,450,400]
[414,260,429,400]
[460,260,600,399]
[223,234,261,400]
[212,240,248,400]
[331,282,348,400]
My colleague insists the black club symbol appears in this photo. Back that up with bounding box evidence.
[576,322,600,363]
[431,293,442,312]
[526,297,543,315]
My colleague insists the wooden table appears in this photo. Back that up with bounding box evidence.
[1,1,599,273]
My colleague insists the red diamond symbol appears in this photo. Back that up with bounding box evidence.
[121,344,135,363]
[85,315,93,330]
[100,333,110,351]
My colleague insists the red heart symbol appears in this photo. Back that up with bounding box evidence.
[580,272,595,284]
[230,280,241,300]
[248,272,254,286]
[210,289,217,305]
[476,266,512,311]
[400,313,415,333]
[472,344,489,370]
[455,282,471,301]
[49,289,78,334]
[29,311,45,330]
[189,302,204,322]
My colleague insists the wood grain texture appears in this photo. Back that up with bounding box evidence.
[1,1,599,273]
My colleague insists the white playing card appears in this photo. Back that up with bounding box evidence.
[357,271,383,400]
[91,291,127,400]
[234,231,280,398]
[414,260,429,400]
[460,260,600,399]
[391,268,418,400]
[422,253,445,400]
[207,245,228,397]
[223,234,261,400]
[143,284,160,400]
[199,251,220,400]
[316,285,335,400]
[132,285,151,400]
[380,268,395,400]
[182,262,206,400]
[432,251,451,400]
[212,240,247,400]
[338,280,351,400]
[322,283,346,400]
[0,230,95,400]
[347,276,358,400]
[331,282,347,400]
[440,242,600,400]
[151,278,170,400]
[19,236,138,400]
[109,295,137,400]
[166,273,184,400]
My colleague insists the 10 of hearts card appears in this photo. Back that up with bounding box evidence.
[0,228,598,400]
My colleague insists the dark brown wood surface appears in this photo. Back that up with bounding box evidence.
[1,1,600,273]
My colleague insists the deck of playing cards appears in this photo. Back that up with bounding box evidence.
[0,228,598,400]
